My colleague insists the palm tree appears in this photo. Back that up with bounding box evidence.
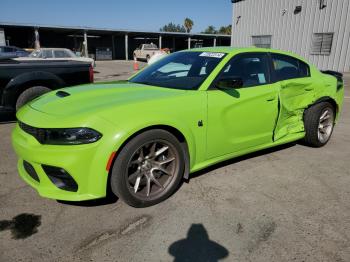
[203,25,216,34]
[218,25,232,35]
[184,18,194,33]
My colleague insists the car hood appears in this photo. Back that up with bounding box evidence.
[29,81,188,116]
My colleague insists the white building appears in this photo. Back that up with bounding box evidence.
[231,0,350,72]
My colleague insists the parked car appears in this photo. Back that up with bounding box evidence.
[0,57,93,115]
[133,43,165,62]
[147,52,168,65]
[0,46,30,57]
[12,47,344,208]
[16,48,95,67]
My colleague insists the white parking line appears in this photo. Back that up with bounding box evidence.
[345,96,350,99]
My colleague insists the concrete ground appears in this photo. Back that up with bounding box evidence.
[0,62,349,262]
[93,60,147,82]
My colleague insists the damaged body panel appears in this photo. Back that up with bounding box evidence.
[274,78,316,141]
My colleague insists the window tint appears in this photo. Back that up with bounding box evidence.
[218,53,270,88]
[130,52,225,90]
[4,47,13,52]
[29,50,42,58]
[157,62,191,78]
[42,50,53,58]
[272,54,310,81]
[54,50,68,58]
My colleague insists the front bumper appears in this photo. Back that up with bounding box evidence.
[11,118,119,201]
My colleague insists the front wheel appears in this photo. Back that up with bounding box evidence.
[110,130,185,207]
[303,102,335,147]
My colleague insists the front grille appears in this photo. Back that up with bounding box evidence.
[18,121,46,143]
[23,160,40,182]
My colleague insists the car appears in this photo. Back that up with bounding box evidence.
[16,48,95,67]
[0,46,30,57]
[133,43,165,62]
[12,47,344,207]
[0,57,93,116]
[147,52,168,65]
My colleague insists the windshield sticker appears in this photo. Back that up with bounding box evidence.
[199,52,225,58]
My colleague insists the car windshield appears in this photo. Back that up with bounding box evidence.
[129,51,226,90]
[144,44,158,50]
[29,50,41,58]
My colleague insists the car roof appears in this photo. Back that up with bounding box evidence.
[187,46,308,63]
[36,48,70,51]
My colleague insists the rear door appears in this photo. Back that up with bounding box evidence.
[271,53,315,140]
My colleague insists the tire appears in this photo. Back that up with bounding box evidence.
[110,129,185,207]
[133,54,137,61]
[146,55,150,63]
[303,102,335,147]
[16,86,51,111]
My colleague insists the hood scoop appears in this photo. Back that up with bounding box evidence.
[56,91,71,98]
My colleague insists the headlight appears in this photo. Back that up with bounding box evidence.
[43,128,102,145]
[18,122,102,145]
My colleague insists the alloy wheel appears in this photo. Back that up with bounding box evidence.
[318,107,334,143]
[126,140,179,199]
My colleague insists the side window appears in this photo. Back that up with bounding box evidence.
[218,53,270,88]
[4,47,13,52]
[299,61,310,78]
[272,54,310,81]
[54,50,68,58]
[42,50,53,58]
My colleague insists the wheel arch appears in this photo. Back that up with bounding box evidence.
[108,124,192,181]
[1,71,65,108]
[311,96,338,115]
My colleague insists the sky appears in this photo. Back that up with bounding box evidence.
[0,0,232,33]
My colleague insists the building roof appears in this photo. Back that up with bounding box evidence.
[0,21,231,38]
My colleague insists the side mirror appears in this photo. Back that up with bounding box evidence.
[216,77,243,89]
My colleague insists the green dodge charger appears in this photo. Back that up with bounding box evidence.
[12,47,344,207]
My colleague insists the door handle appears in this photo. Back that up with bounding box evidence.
[266,97,276,102]
[304,88,313,91]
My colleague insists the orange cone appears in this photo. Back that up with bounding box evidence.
[133,57,139,71]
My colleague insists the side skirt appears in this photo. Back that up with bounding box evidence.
[190,132,305,174]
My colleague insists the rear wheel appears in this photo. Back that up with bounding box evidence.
[146,55,150,63]
[16,86,51,111]
[110,129,185,207]
[303,102,335,147]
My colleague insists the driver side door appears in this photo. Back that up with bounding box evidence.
[206,52,279,159]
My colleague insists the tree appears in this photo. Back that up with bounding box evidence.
[218,25,232,35]
[202,25,217,34]
[160,22,186,33]
[201,25,232,35]
[184,18,194,33]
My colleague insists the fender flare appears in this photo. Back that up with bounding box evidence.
[1,71,65,108]
[311,96,338,113]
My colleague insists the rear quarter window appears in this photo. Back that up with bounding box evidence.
[272,53,310,81]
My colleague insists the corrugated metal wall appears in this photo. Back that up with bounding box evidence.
[231,0,350,72]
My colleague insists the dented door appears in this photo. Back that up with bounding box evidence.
[274,78,315,140]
